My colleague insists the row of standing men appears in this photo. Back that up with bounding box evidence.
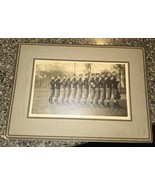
[49,71,121,107]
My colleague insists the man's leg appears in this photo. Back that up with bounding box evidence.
[49,90,54,104]
[89,88,94,106]
[106,88,111,107]
[93,88,99,106]
[99,88,106,106]
[54,89,59,104]
[65,88,70,103]
[83,88,88,104]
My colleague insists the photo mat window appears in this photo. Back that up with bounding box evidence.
[28,59,131,121]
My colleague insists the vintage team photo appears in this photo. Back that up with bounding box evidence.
[28,59,131,120]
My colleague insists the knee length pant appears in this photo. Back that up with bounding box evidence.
[65,87,71,101]
[49,89,55,103]
[88,88,95,103]
[59,88,65,103]
[70,88,77,102]
[106,88,112,100]
[99,88,106,103]
[93,88,100,104]
[54,89,60,103]
[113,89,121,100]
[83,88,89,102]
[76,88,83,102]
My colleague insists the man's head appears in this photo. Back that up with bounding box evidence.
[51,76,55,80]
[79,74,83,78]
[67,75,70,79]
[72,74,76,78]
[96,73,100,78]
[101,73,105,78]
[107,72,111,77]
[63,75,67,80]
[57,75,61,79]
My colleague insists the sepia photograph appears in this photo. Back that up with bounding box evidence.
[28,59,131,120]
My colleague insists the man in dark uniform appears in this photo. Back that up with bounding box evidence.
[82,74,89,104]
[59,75,67,103]
[49,76,55,104]
[99,72,106,107]
[93,73,100,106]
[76,74,83,103]
[88,73,96,106]
[70,74,77,103]
[65,75,71,103]
[111,71,121,107]
[53,75,61,104]
[105,72,113,107]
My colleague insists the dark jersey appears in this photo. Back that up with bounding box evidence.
[71,78,77,88]
[55,79,61,89]
[89,78,96,88]
[50,80,55,89]
[77,78,83,88]
[66,78,71,88]
[83,78,89,89]
[60,79,67,88]
[99,77,106,88]
[112,76,116,81]
[112,77,119,89]
[94,78,100,88]
[105,77,112,89]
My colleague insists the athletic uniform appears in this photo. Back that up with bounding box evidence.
[65,78,71,103]
[82,77,89,103]
[76,78,83,103]
[49,79,55,104]
[70,78,77,103]
[59,79,67,103]
[112,77,121,106]
[88,77,96,104]
[93,77,100,105]
[53,79,61,103]
[105,76,113,106]
[105,77,112,100]
[99,77,106,105]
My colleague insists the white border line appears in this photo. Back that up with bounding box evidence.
[28,59,131,121]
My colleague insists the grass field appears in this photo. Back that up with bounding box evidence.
[31,88,128,117]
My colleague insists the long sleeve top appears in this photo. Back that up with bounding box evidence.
[71,78,77,88]
[89,78,96,88]
[83,78,89,89]
[50,80,55,90]
[77,78,83,88]
[99,77,106,88]
[55,79,61,89]
[105,77,113,89]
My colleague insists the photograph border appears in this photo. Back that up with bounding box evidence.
[27,58,132,121]
[6,43,152,142]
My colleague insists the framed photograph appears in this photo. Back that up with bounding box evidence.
[7,43,152,142]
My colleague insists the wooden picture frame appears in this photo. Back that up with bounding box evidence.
[6,43,152,142]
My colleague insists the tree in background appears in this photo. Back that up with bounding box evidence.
[35,65,71,88]
[34,63,126,91]
[112,64,126,93]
